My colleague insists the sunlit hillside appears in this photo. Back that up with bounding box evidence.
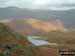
[0,18,67,35]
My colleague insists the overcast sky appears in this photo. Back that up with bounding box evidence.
[0,0,75,10]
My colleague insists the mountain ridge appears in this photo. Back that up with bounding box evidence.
[0,6,75,27]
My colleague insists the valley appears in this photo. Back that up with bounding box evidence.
[0,6,75,56]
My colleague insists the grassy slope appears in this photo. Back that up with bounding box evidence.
[42,30,75,49]
[0,23,40,56]
[38,30,75,56]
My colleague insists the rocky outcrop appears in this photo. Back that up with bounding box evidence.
[0,23,40,56]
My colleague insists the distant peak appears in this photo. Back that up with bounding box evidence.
[6,6,20,9]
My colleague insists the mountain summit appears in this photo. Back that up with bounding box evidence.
[0,23,40,56]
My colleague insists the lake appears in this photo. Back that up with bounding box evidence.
[27,36,57,46]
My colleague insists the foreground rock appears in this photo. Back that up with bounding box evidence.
[0,23,40,56]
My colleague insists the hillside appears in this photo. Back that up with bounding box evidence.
[42,30,75,44]
[0,18,67,35]
[41,30,75,49]
[0,23,40,56]
[0,7,75,27]
[39,30,75,56]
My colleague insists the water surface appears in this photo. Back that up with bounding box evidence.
[27,36,57,46]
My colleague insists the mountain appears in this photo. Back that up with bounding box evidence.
[0,18,67,35]
[0,23,40,56]
[42,30,75,45]
[0,7,75,27]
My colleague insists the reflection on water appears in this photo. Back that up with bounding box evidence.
[27,36,57,46]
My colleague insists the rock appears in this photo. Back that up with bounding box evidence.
[0,23,40,56]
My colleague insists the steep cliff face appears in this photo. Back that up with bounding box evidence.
[0,23,40,56]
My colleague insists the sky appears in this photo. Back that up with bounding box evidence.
[0,0,75,10]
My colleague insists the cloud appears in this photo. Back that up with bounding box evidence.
[0,0,75,10]
[32,0,47,5]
